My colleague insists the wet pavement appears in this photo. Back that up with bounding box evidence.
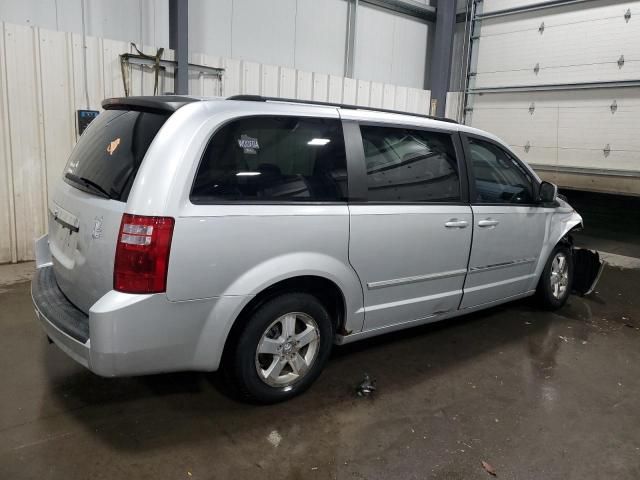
[0,262,638,479]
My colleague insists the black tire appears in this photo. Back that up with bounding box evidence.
[224,292,334,404]
[537,244,573,310]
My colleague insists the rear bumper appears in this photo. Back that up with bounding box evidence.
[32,265,93,370]
[31,263,243,377]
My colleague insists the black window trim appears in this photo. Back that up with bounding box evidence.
[346,120,469,206]
[188,113,351,206]
[460,131,547,208]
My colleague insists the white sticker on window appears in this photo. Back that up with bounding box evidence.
[238,134,259,154]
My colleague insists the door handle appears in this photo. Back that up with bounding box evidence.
[478,218,500,228]
[445,219,469,228]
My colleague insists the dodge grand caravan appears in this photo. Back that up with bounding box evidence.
[31,95,602,403]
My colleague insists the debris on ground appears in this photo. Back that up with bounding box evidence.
[356,373,377,397]
[267,430,282,447]
[481,460,497,476]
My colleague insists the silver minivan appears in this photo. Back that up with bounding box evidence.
[32,95,601,403]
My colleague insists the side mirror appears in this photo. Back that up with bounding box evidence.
[538,181,557,203]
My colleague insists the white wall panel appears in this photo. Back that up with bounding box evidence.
[450,20,468,92]
[445,91,463,120]
[189,53,222,97]
[369,81,383,108]
[189,0,233,59]
[279,67,297,97]
[328,75,343,103]
[102,39,129,99]
[312,73,329,101]
[415,88,431,115]
[356,80,370,106]
[343,77,357,104]
[262,64,280,97]
[354,3,429,89]
[382,83,396,109]
[223,58,242,96]
[0,22,16,263]
[389,13,428,88]
[241,60,261,94]
[37,28,75,204]
[354,4,394,84]
[3,23,46,261]
[231,0,296,67]
[296,70,313,100]
[394,85,408,111]
[0,0,58,29]
[294,0,348,76]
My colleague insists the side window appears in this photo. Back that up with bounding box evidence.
[468,138,535,204]
[191,116,347,202]
[360,125,461,202]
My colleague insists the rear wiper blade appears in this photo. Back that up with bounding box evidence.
[65,173,111,199]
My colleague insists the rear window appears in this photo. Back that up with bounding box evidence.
[191,116,347,203]
[64,110,169,201]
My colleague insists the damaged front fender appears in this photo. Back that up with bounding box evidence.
[572,248,604,296]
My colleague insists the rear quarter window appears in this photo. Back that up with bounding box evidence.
[64,110,169,201]
[191,116,348,203]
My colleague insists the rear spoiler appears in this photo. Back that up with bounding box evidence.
[102,96,200,114]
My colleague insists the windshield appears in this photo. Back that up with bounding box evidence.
[64,109,169,201]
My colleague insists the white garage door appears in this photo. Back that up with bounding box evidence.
[466,0,640,193]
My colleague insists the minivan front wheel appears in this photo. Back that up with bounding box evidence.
[537,245,573,309]
[227,293,334,403]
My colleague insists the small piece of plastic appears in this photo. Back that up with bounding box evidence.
[356,373,377,397]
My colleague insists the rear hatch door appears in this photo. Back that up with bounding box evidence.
[50,108,170,313]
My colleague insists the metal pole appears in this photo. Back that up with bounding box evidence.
[428,0,456,117]
[344,0,358,78]
[169,0,189,95]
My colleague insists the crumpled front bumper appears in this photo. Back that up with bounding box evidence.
[572,248,604,296]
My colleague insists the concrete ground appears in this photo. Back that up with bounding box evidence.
[1,191,639,479]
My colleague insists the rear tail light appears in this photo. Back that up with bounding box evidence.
[114,214,175,294]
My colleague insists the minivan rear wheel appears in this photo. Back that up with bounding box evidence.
[537,244,573,310]
[226,293,334,404]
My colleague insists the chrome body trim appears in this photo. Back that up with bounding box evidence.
[367,268,468,290]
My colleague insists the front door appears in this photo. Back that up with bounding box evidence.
[460,134,548,309]
[347,123,473,331]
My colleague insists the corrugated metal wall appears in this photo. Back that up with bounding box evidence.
[464,0,640,194]
[0,21,431,264]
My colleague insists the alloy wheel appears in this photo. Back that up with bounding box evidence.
[550,252,569,299]
[254,312,320,388]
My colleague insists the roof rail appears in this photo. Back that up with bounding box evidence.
[226,94,459,124]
